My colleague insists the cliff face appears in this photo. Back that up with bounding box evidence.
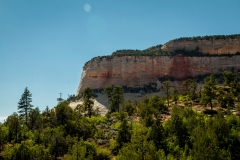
[76,55,240,95]
[161,37,240,54]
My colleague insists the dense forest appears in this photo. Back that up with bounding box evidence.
[0,71,240,160]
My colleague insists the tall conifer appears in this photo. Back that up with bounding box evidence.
[18,87,33,123]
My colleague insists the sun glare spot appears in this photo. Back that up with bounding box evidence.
[84,4,91,12]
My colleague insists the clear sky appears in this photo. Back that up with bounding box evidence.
[0,0,240,122]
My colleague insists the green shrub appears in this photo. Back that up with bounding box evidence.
[96,147,111,160]
[87,116,107,125]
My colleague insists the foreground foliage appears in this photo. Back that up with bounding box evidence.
[1,71,240,159]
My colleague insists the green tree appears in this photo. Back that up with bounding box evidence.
[104,86,124,112]
[138,95,165,127]
[5,113,21,142]
[48,127,67,160]
[3,140,50,160]
[117,126,159,160]
[28,107,42,130]
[189,80,198,100]
[55,101,73,126]
[164,107,188,148]
[0,124,8,151]
[122,99,135,116]
[113,86,124,112]
[171,87,178,104]
[220,72,238,108]
[182,79,198,101]
[114,112,131,154]
[149,95,166,114]
[191,114,231,160]
[138,97,155,127]
[68,139,97,160]
[162,81,172,108]
[182,79,193,94]
[18,87,33,124]
[42,106,57,128]
[82,87,94,118]
[15,141,35,160]
[148,119,166,151]
[216,86,234,109]
[104,85,114,112]
[201,74,217,110]
[222,72,237,87]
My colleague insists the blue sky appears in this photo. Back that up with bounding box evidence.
[0,0,240,122]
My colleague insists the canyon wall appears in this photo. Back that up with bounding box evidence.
[161,37,240,54]
[76,55,240,95]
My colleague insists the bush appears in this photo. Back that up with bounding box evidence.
[84,141,97,158]
[87,116,107,125]
[96,148,111,160]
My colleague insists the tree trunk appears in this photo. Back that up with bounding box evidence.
[210,99,213,110]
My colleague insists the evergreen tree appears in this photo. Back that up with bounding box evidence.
[5,112,21,142]
[82,87,94,118]
[222,72,237,87]
[104,86,124,112]
[113,86,124,112]
[104,86,114,112]
[201,74,216,110]
[55,101,73,126]
[28,107,41,130]
[122,99,135,116]
[162,81,172,108]
[171,87,179,104]
[0,124,8,151]
[114,114,131,154]
[51,127,67,160]
[165,107,188,148]
[117,126,158,160]
[18,87,33,123]
[189,80,198,100]
[149,119,166,151]
[138,97,155,127]
[149,95,166,114]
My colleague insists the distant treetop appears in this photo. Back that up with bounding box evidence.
[172,34,240,42]
[83,34,240,68]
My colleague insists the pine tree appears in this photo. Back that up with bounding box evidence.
[201,74,216,110]
[113,86,124,112]
[18,87,33,123]
[104,86,124,112]
[162,81,172,108]
[82,87,94,118]
[149,119,166,151]
[171,87,179,104]
[115,113,131,153]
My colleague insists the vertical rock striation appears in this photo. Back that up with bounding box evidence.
[76,55,240,95]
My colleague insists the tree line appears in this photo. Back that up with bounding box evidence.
[0,71,240,159]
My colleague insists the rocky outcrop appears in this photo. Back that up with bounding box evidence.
[76,34,240,95]
[76,55,240,95]
[161,36,240,54]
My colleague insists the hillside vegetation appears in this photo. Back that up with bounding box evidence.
[1,71,240,159]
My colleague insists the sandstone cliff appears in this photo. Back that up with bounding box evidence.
[161,35,240,54]
[76,34,240,95]
[77,55,240,95]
